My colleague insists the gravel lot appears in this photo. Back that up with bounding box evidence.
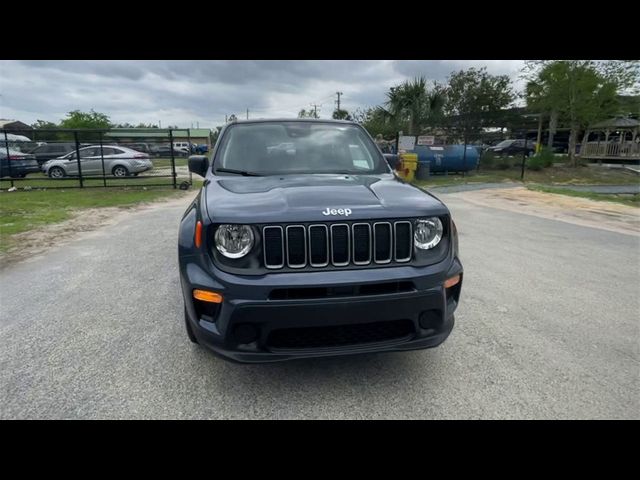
[1,188,638,419]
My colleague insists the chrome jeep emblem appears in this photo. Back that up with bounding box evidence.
[322,207,352,217]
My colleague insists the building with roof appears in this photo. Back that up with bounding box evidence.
[0,119,32,132]
[105,128,212,147]
[580,117,640,161]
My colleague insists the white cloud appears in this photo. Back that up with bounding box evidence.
[0,60,527,127]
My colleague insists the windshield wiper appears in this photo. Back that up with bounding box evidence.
[214,167,263,177]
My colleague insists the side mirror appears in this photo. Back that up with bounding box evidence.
[383,153,399,170]
[188,155,209,177]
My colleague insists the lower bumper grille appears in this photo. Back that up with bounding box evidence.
[266,319,415,350]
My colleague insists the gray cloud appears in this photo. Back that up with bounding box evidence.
[1,60,526,127]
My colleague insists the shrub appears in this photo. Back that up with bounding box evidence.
[480,150,496,169]
[495,156,512,170]
[535,146,555,168]
[527,155,545,171]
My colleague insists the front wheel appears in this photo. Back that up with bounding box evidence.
[112,165,129,177]
[48,167,65,178]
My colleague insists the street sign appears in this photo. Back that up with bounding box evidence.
[398,135,416,151]
[417,135,435,146]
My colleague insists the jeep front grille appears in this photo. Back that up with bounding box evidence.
[263,220,413,270]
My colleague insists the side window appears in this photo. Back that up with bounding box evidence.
[80,147,99,158]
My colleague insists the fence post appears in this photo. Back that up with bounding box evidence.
[99,132,107,188]
[187,129,193,185]
[3,131,14,188]
[521,132,527,181]
[169,129,177,189]
[462,131,467,177]
[74,131,83,188]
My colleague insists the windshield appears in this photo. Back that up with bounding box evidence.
[214,121,387,175]
[495,140,514,148]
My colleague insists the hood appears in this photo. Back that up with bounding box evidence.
[203,173,448,224]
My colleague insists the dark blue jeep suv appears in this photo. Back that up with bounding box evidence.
[178,119,463,363]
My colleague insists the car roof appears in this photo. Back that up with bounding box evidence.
[228,118,357,126]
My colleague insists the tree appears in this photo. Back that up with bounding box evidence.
[332,109,352,120]
[352,107,398,139]
[385,77,446,135]
[523,60,639,166]
[227,114,237,123]
[298,109,319,119]
[31,119,63,142]
[444,67,515,143]
[31,119,58,129]
[212,126,223,144]
[59,109,112,130]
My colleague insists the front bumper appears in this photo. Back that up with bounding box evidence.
[180,255,463,363]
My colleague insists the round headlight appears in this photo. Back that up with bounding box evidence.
[414,217,443,250]
[214,224,254,258]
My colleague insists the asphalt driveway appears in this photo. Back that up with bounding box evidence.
[1,189,638,419]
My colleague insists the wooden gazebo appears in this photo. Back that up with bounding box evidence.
[580,117,640,161]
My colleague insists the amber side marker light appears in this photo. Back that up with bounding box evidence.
[444,275,461,289]
[195,221,203,248]
[193,289,223,303]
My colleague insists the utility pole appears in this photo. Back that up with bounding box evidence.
[225,115,228,123]
[246,109,249,120]
[310,103,320,118]
[336,91,343,112]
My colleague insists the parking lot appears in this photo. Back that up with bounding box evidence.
[0,188,638,419]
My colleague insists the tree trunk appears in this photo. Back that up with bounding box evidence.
[580,130,590,160]
[547,110,558,149]
[568,124,579,167]
[536,114,543,153]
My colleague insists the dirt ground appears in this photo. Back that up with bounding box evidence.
[449,187,640,236]
[0,192,197,269]
[2,186,638,269]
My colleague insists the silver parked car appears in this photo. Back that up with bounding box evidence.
[43,145,154,178]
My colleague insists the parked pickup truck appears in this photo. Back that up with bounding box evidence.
[178,119,463,363]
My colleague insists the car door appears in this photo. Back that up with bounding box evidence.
[89,146,117,175]
[32,145,48,163]
[64,147,97,175]
[79,147,102,175]
[509,140,522,155]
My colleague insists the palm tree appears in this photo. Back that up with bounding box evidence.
[385,77,446,135]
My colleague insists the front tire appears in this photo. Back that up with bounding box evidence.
[185,306,199,344]
[112,165,129,177]
[48,166,65,178]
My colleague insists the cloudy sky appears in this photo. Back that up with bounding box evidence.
[1,60,526,128]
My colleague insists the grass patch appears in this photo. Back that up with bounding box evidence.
[527,185,640,207]
[0,186,193,253]
[414,165,640,188]
[0,174,178,190]
[151,157,189,168]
